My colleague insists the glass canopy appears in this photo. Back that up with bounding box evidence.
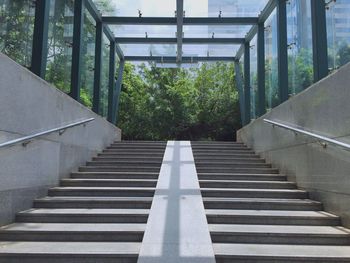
[93,0,270,63]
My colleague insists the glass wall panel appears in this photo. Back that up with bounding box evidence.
[265,9,279,110]
[250,35,258,119]
[80,9,96,109]
[46,0,74,93]
[0,0,35,67]
[326,0,350,71]
[287,0,313,96]
[100,34,110,117]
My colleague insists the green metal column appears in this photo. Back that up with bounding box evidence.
[244,42,251,125]
[113,60,125,125]
[92,21,103,114]
[31,0,50,78]
[234,61,245,126]
[311,0,328,82]
[70,0,84,101]
[276,0,288,103]
[107,41,116,123]
[257,22,266,116]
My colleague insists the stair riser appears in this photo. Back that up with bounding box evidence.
[48,190,155,197]
[207,216,340,226]
[200,182,296,189]
[192,147,251,151]
[86,162,162,167]
[196,164,271,168]
[93,157,164,162]
[108,145,165,148]
[197,168,279,174]
[99,153,164,157]
[0,256,138,263]
[193,154,260,159]
[211,234,350,245]
[215,256,350,263]
[103,149,165,153]
[33,201,152,209]
[71,174,159,180]
[198,175,286,181]
[202,191,308,199]
[61,181,157,188]
[79,167,160,172]
[193,150,255,154]
[204,202,322,211]
[0,232,144,242]
[16,215,148,223]
[195,159,265,164]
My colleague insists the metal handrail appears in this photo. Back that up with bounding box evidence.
[264,119,350,150]
[0,118,95,149]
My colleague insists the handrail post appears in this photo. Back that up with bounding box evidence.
[244,42,251,125]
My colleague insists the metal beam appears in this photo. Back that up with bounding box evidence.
[234,61,245,126]
[259,0,277,23]
[276,0,288,103]
[92,21,103,114]
[103,25,124,60]
[70,0,84,100]
[244,42,251,125]
[31,0,50,78]
[124,56,236,63]
[176,0,184,62]
[108,41,116,123]
[257,22,266,117]
[311,0,328,82]
[102,16,258,25]
[113,60,125,125]
[85,0,102,22]
[115,37,245,44]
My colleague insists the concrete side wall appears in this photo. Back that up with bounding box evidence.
[237,62,350,227]
[0,53,121,226]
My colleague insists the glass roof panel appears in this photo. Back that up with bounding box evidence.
[183,25,251,38]
[184,0,269,17]
[120,44,177,56]
[111,25,177,38]
[183,44,238,57]
[92,0,176,16]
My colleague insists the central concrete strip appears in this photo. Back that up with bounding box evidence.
[137,141,216,263]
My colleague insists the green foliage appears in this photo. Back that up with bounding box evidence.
[118,62,241,141]
[337,43,350,67]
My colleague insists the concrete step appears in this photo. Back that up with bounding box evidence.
[16,209,149,223]
[0,223,146,242]
[0,242,140,263]
[210,224,350,245]
[213,243,350,262]
[79,166,161,173]
[196,167,279,174]
[196,163,271,168]
[48,187,155,197]
[114,141,166,144]
[86,161,162,167]
[199,180,296,189]
[192,146,250,150]
[98,152,165,157]
[192,149,255,154]
[201,188,308,199]
[203,198,322,211]
[92,156,164,162]
[107,146,165,151]
[195,158,266,164]
[103,149,165,154]
[71,172,159,180]
[198,173,286,181]
[206,210,340,226]
[61,179,158,188]
[34,196,153,209]
[193,153,260,159]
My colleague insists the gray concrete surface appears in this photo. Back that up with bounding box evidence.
[0,53,121,226]
[237,62,350,227]
[138,141,216,263]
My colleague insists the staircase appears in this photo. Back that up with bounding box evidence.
[191,141,350,262]
[0,141,166,263]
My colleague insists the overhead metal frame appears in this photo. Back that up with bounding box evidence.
[115,37,245,44]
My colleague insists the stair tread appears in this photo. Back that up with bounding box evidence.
[0,242,140,254]
[199,180,294,184]
[37,196,153,201]
[201,188,306,193]
[213,243,350,258]
[0,223,146,232]
[203,197,320,204]
[206,210,338,218]
[19,209,149,215]
[51,187,155,190]
[61,179,158,182]
[209,224,350,235]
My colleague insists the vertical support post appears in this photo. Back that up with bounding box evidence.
[107,41,116,123]
[244,42,251,125]
[311,0,328,82]
[92,21,103,114]
[31,0,50,78]
[234,61,245,126]
[277,0,288,103]
[70,0,84,100]
[113,60,125,125]
[257,22,266,116]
